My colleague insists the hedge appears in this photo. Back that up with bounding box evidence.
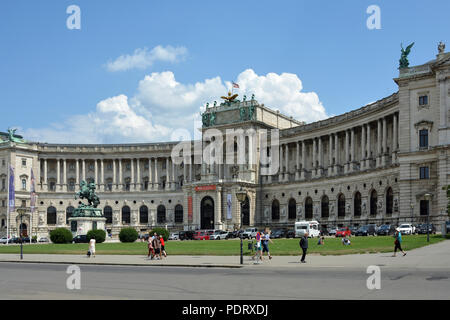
[49,228,73,244]
[119,227,139,243]
[149,227,169,241]
[86,229,106,243]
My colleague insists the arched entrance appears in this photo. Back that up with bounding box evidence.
[201,197,214,230]
[19,223,27,237]
[242,197,250,226]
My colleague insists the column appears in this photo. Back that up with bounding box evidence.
[301,141,306,180]
[350,128,355,172]
[154,158,159,190]
[312,139,317,178]
[183,157,187,183]
[118,159,123,190]
[113,160,117,190]
[318,137,323,176]
[82,159,86,182]
[166,157,170,190]
[328,135,333,176]
[382,117,387,166]
[344,130,349,173]
[94,159,98,186]
[360,125,366,170]
[137,159,141,191]
[279,144,283,181]
[189,156,193,182]
[100,159,104,191]
[149,158,153,190]
[393,113,398,163]
[366,124,371,168]
[75,159,79,186]
[295,141,300,180]
[285,144,289,182]
[377,119,382,167]
[63,159,67,191]
[43,159,48,191]
[56,159,61,188]
[172,159,176,190]
[130,159,135,190]
[334,134,339,175]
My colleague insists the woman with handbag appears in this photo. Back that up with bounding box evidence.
[393,230,406,257]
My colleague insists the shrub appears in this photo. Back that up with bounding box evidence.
[49,228,73,244]
[86,229,106,243]
[149,227,169,241]
[119,227,139,243]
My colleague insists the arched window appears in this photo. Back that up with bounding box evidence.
[272,200,280,220]
[66,206,74,224]
[175,205,183,223]
[321,196,329,218]
[157,205,166,223]
[386,188,393,215]
[370,190,378,216]
[122,206,131,224]
[338,194,346,217]
[104,206,113,224]
[354,192,361,217]
[305,197,313,219]
[288,198,296,220]
[139,206,148,224]
[125,178,131,191]
[47,207,57,225]
[22,179,27,190]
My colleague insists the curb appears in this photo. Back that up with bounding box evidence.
[0,260,243,269]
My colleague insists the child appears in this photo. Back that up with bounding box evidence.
[147,236,155,259]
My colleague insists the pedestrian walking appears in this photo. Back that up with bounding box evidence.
[89,237,96,258]
[152,234,162,260]
[160,234,167,257]
[393,230,407,257]
[299,232,308,263]
[147,236,155,259]
[262,228,274,260]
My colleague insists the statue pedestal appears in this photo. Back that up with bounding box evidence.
[69,207,106,237]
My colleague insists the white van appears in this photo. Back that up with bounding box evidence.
[295,220,321,238]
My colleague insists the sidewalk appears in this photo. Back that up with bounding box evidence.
[0,240,449,270]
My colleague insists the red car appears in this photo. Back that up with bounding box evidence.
[193,231,210,240]
[335,228,352,237]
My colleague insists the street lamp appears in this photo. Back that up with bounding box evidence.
[410,203,414,227]
[235,187,247,265]
[424,193,431,242]
[16,207,28,260]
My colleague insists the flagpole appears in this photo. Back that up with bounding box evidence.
[6,162,10,244]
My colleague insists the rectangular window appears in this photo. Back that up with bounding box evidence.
[2,200,5,207]
[22,159,27,167]
[1,179,5,191]
[419,95,428,106]
[419,129,428,148]
[420,200,429,216]
[419,167,429,179]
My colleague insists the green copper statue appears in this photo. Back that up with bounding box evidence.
[6,128,26,143]
[75,180,100,208]
[399,42,414,69]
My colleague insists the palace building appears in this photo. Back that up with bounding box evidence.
[0,46,449,239]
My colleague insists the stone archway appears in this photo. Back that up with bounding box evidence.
[242,196,250,226]
[201,196,214,230]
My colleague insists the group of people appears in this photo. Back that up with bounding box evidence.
[147,233,167,260]
[252,228,274,264]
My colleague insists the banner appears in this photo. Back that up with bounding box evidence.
[188,196,193,220]
[227,194,232,220]
[30,168,36,213]
[8,165,15,213]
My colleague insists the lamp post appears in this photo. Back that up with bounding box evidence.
[16,207,27,260]
[235,187,247,265]
[410,203,414,228]
[424,193,431,242]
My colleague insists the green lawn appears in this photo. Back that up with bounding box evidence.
[0,235,446,256]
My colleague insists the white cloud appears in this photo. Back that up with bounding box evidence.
[106,45,188,72]
[24,69,329,144]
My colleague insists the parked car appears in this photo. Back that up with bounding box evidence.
[21,237,37,243]
[417,224,436,235]
[242,228,258,239]
[168,232,179,240]
[286,230,295,238]
[72,235,89,243]
[349,226,358,235]
[0,237,8,244]
[376,224,396,236]
[355,224,377,236]
[38,237,50,243]
[179,231,195,240]
[327,228,337,237]
[193,231,210,240]
[397,223,414,235]
[446,221,450,234]
[10,237,21,244]
[209,230,228,240]
[335,228,352,237]
[271,229,288,239]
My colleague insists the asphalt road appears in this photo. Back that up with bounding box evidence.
[0,262,449,300]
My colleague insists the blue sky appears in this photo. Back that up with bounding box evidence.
[1,0,449,143]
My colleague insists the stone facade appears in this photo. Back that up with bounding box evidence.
[0,48,449,238]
